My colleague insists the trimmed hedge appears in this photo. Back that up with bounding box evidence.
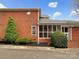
[50,31,68,48]
[15,37,31,44]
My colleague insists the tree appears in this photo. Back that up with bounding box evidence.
[4,17,18,43]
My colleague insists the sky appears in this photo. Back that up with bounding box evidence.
[0,0,79,21]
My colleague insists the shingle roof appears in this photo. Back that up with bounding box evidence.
[39,18,79,27]
[0,8,40,12]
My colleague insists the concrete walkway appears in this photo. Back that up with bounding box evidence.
[0,47,78,59]
[0,45,79,59]
[0,44,79,52]
[0,45,54,51]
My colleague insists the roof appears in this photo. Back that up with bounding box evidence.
[0,8,40,12]
[39,18,79,27]
[41,15,49,18]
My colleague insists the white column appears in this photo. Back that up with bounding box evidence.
[37,25,39,44]
[52,25,53,33]
[61,25,62,32]
[43,25,44,38]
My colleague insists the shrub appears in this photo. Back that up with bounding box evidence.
[50,31,68,48]
[15,37,31,44]
[4,17,18,44]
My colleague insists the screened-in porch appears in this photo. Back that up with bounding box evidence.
[39,25,69,39]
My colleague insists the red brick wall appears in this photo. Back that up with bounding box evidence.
[38,38,50,45]
[39,38,50,43]
[0,11,39,42]
[68,27,79,48]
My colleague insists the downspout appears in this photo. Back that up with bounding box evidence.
[37,8,40,44]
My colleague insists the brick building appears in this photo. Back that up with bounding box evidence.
[0,8,79,48]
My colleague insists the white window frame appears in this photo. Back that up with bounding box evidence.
[39,25,50,39]
[62,26,69,39]
[31,25,36,36]
[39,25,62,38]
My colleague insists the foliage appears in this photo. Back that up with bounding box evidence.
[15,37,31,44]
[4,17,18,43]
[50,31,68,48]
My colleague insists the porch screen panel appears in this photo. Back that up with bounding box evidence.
[39,25,62,38]
[39,25,52,38]
[39,25,43,37]
[62,27,69,39]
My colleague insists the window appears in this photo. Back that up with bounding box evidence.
[39,25,69,39]
[39,25,43,37]
[65,27,68,32]
[62,27,68,32]
[62,27,69,39]
[48,25,52,31]
[43,25,47,37]
[48,33,51,37]
[44,25,47,31]
[53,25,61,32]
[53,25,56,31]
[62,27,64,32]
[39,25,52,38]
[32,25,36,35]
[39,25,43,31]
[39,33,43,37]
[57,25,61,31]
[39,25,61,38]
[44,33,47,37]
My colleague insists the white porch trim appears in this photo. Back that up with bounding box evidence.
[37,9,40,44]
